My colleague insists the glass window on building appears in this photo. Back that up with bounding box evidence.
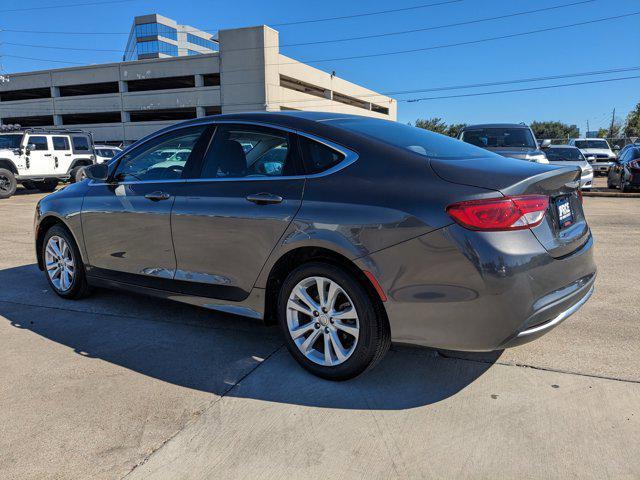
[135,22,178,41]
[187,34,218,51]
[136,40,178,56]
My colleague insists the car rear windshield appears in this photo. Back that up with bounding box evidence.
[323,117,492,159]
[0,134,23,149]
[461,127,536,149]
[574,140,610,149]
[546,148,584,161]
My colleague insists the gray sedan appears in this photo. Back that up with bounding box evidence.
[544,145,594,189]
[34,112,596,380]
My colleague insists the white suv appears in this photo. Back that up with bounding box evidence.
[94,145,122,164]
[0,127,95,199]
[568,138,617,175]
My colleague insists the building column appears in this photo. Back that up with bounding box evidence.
[53,115,63,126]
[51,86,60,97]
[195,74,204,87]
[119,80,128,93]
[196,106,206,117]
[121,111,130,123]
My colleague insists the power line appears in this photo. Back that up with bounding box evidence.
[4,10,638,73]
[0,0,137,13]
[277,0,597,49]
[0,0,463,35]
[404,75,640,102]
[270,0,464,26]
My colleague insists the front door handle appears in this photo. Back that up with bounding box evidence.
[246,193,283,205]
[44,154,52,157]
[145,191,171,201]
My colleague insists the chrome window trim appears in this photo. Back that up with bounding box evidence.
[89,118,359,186]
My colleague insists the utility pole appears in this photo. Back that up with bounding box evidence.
[608,107,616,139]
[586,120,590,136]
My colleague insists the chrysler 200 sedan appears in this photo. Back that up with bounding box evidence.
[34,112,596,380]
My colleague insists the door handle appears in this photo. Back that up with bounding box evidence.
[145,191,171,201]
[246,193,283,205]
[44,154,52,157]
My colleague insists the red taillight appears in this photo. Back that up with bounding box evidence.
[578,189,583,203]
[446,195,549,231]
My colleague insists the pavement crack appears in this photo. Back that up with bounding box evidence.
[121,343,285,479]
[437,350,640,385]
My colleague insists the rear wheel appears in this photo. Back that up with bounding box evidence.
[33,179,58,192]
[42,225,91,299]
[0,168,17,199]
[278,262,390,380]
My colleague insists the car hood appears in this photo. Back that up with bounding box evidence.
[0,148,17,156]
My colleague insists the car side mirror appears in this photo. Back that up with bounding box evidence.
[613,145,621,151]
[83,163,109,181]
[540,139,552,149]
[26,144,36,155]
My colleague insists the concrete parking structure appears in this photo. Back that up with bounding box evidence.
[0,190,638,479]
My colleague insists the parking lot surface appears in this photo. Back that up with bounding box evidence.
[0,188,638,479]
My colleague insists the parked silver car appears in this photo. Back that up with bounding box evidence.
[34,112,596,380]
[543,145,593,189]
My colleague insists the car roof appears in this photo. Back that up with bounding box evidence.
[548,144,578,149]
[572,138,608,141]
[461,123,530,130]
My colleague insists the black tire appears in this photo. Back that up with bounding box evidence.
[33,179,58,192]
[42,224,92,300]
[0,168,17,199]
[277,262,390,380]
[70,166,88,183]
[620,178,630,193]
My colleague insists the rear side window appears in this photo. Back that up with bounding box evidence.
[52,136,70,151]
[299,137,345,174]
[28,136,49,150]
[72,136,90,151]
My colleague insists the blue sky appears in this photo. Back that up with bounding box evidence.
[1,0,639,132]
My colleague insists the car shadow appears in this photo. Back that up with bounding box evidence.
[0,264,502,410]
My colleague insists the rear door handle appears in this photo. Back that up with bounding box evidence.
[145,191,171,201]
[44,154,52,157]
[246,193,283,205]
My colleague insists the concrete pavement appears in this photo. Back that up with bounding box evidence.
[0,187,638,479]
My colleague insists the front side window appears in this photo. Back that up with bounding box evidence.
[27,136,49,151]
[114,126,206,182]
[72,136,90,151]
[52,136,70,151]
[460,128,537,149]
[199,125,292,178]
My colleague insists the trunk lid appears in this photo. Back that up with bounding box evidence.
[431,156,590,258]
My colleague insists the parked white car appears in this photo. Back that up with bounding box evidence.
[568,138,616,175]
[0,127,95,199]
[543,145,593,189]
[94,145,122,164]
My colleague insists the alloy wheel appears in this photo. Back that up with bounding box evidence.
[286,276,360,366]
[45,236,75,292]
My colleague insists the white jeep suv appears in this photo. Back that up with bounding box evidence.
[0,127,95,199]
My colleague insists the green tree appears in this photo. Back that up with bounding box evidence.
[530,121,579,140]
[414,117,448,135]
[596,121,621,139]
[446,123,467,138]
[624,102,640,138]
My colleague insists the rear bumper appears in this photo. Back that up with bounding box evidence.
[356,224,596,351]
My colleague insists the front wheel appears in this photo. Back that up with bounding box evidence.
[0,168,17,199]
[42,225,91,299]
[278,262,390,380]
